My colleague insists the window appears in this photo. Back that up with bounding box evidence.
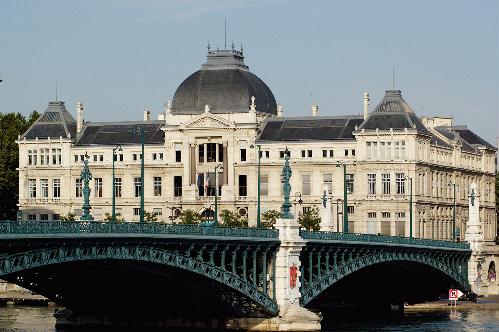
[99,155,104,162]
[218,144,224,162]
[80,155,85,162]
[94,178,103,197]
[367,174,376,195]
[386,142,391,159]
[175,143,182,162]
[74,155,78,163]
[396,173,405,195]
[28,150,38,165]
[303,206,311,213]
[347,206,355,214]
[302,174,311,195]
[52,149,61,165]
[40,148,49,165]
[114,178,122,197]
[323,150,327,158]
[301,150,306,158]
[396,212,406,218]
[344,149,349,157]
[75,179,82,197]
[93,155,97,162]
[199,145,205,162]
[154,177,162,196]
[382,212,391,218]
[53,179,61,198]
[40,179,48,198]
[400,141,406,159]
[279,150,291,159]
[261,175,268,196]
[329,150,334,157]
[133,153,142,161]
[259,150,270,159]
[351,149,355,156]
[346,174,354,194]
[174,176,182,197]
[308,150,312,157]
[52,214,60,220]
[382,173,391,195]
[28,179,37,198]
[240,149,246,162]
[134,177,142,197]
[394,141,400,159]
[28,214,37,220]
[380,142,386,160]
[118,154,124,162]
[153,208,162,216]
[323,174,333,193]
[367,212,377,219]
[133,208,141,216]
[238,175,247,196]
[206,143,216,162]
[40,214,49,221]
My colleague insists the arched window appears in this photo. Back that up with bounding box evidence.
[488,262,496,283]
[201,209,215,220]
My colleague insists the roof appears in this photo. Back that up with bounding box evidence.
[257,116,364,142]
[172,49,276,116]
[358,90,431,136]
[435,126,495,152]
[21,101,76,139]
[74,121,164,146]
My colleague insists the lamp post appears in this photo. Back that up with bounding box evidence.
[448,181,457,241]
[214,164,223,225]
[257,145,261,227]
[132,126,145,223]
[112,145,122,221]
[336,162,349,233]
[405,176,413,238]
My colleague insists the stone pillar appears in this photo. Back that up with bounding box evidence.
[319,187,332,231]
[273,217,321,330]
[466,182,485,294]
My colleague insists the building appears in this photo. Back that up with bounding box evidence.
[17,47,497,242]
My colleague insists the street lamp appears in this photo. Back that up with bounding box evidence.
[132,126,145,223]
[405,175,413,238]
[112,145,122,221]
[448,181,457,241]
[336,162,350,233]
[214,164,223,225]
[257,145,261,228]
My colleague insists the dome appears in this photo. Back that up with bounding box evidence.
[171,48,277,115]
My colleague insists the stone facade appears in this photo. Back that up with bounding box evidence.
[16,48,497,245]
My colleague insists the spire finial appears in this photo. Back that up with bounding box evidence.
[207,42,211,53]
[250,96,256,112]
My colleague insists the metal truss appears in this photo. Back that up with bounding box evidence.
[300,241,471,306]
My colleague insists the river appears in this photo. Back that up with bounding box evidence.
[0,305,498,331]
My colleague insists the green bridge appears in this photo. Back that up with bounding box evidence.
[0,220,471,327]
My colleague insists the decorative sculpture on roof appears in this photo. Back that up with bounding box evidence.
[281,148,293,219]
[80,153,94,221]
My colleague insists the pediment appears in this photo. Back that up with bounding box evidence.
[182,112,233,129]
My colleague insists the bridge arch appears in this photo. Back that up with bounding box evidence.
[0,244,278,315]
[301,249,470,306]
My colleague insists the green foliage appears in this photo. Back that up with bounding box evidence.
[59,212,76,221]
[144,211,158,222]
[103,213,124,222]
[178,209,201,225]
[298,206,321,231]
[220,209,248,227]
[261,209,281,228]
[0,111,40,220]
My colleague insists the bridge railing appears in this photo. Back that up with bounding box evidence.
[0,221,279,239]
[300,230,470,250]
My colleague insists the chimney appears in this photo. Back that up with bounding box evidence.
[76,102,84,133]
[311,104,319,117]
[143,110,151,121]
[363,92,370,120]
[277,104,283,117]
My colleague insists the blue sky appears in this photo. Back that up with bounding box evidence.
[1,0,497,145]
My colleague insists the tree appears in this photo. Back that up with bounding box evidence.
[178,209,201,225]
[261,209,281,228]
[220,209,248,227]
[0,111,40,220]
[144,211,158,222]
[298,207,321,231]
[59,212,76,221]
[104,213,124,222]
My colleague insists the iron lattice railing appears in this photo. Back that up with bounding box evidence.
[300,230,470,250]
[0,221,279,239]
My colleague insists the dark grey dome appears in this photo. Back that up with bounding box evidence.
[172,49,277,115]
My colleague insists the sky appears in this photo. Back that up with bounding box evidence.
[1,0,498,145]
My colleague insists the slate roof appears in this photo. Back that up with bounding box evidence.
[172,49,276,115]
[358,90,431,136]
[21,101,76,139]
[435,126,495,152]
[74,121,164,146]
[257,116,364,142]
